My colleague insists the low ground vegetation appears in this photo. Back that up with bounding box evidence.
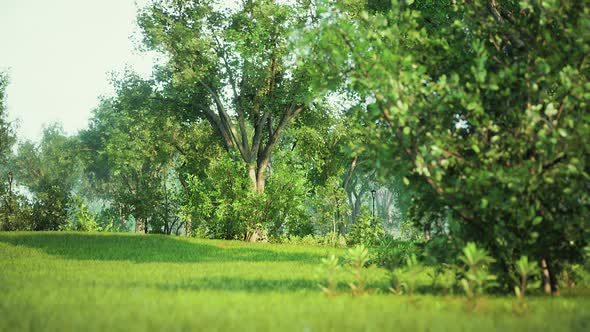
[1,232,589,331]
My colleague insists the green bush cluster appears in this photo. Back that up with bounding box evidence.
[371,236,423,270]
[0,192,34,232]
[184,155,311,240]
[347,210,385,247]
[370,239,590,298]
[63,197,100,232]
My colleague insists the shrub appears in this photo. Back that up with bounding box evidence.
[372,236,422,270]
[560,264,590,288]
[514,256,540,299]
[0,192,34,231]
[264,160,310,238]
[459,242,497,301]
[184,156,251,240]
[347,209,385,247]
[318,254,341,297]
[65,197,99,232]
[346,244,371,295]
[184,154,312,241]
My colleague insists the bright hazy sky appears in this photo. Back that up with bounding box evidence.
[0,0,156,142]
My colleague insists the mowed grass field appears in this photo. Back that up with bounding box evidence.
[1,232,589,331]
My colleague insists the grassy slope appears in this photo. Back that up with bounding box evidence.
[0,232,588,332]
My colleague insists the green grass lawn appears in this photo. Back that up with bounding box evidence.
[1,232,588,331]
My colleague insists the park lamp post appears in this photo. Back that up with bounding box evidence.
[371,189,377,225]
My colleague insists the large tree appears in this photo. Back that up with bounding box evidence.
[309,0,590,292]
[0,73,22,231]
[80,70,226,235]
[138,0,316,193]
[80,73,181,234]
[13,125,80,230]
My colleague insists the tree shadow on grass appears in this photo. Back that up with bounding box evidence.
[152,277,390,293]
[155,276,319,293]
[0,232,322,264]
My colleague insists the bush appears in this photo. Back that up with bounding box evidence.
[459,242,497,300]
[347,209,385,247]
[95,207,131,233]
[0,193,34,231]
[184,154,312,241]
[372,236,423,270]
[422,235,464,267]
[64,197,99,232]
[560,264,590,288]
[264,159,310,238]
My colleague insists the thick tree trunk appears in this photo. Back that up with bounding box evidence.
[255,153,269,193]
[245,163,268,241]
[135,218,145,234]
[541,258,555,295]
[256,175,266,193]
[248,165,258,191]
[186,217,192,237]
[248,163,266,193]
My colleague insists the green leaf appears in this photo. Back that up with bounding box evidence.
[480,198,488,209]
[545,103,558,117]
[403,177,410,186]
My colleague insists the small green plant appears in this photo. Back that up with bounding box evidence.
[388,254,423,297]
[514,256,540,299]
[388,270,406,295]
[459,242,497,305]
[318,254,341,297]
[513,256,540,315]
[427,266,443,290]
[65,197,100,232]
[346,244,370,295]
[439,264,458,295]
[404,254,422,296]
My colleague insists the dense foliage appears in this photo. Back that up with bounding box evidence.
[307,0,590,291]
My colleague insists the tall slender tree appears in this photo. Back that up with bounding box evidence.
[0,73,14,164]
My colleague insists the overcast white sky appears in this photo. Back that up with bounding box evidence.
[0,0,156,142]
